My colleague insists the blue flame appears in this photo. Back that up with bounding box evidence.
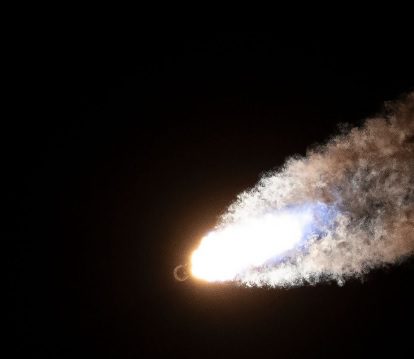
[263,202,338,266]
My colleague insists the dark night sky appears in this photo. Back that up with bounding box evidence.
[10,33,414,357]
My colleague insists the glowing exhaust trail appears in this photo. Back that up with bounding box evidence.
[191,211,307,281]
[176,92,414,287]
[191,203,335,282]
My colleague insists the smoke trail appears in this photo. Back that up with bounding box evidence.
[193,92,414,287]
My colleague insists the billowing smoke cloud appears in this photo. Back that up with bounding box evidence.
[207,92,414,287]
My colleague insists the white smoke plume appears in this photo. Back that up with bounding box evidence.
[208,92,414,287]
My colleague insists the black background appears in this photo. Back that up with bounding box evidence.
[10,32,414,357]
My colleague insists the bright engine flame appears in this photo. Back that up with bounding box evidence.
[191,211,313,282]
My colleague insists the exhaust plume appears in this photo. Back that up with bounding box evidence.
[190,92,414,287]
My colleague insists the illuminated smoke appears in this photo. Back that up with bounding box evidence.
[190,92,414,286]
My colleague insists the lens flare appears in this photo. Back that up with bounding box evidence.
[191,209,315,282]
